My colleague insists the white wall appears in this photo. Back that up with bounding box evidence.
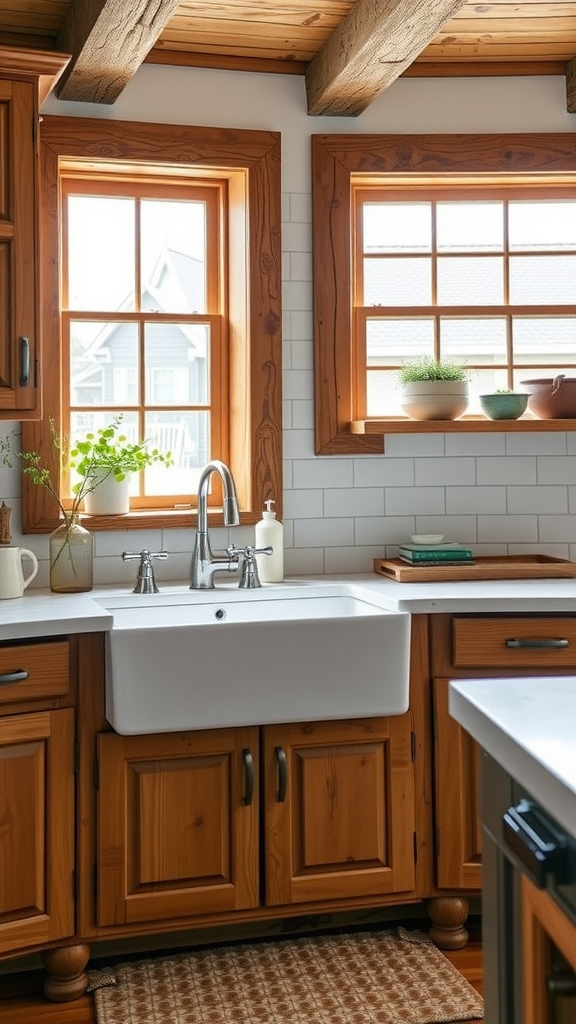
[2,67,576,586]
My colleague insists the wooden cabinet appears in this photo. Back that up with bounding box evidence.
[0,638,75,957]
[96,726,260,927]
[0,49,68,417]
[95,713,416,928]
[431,613,576,894]
[521,874,576,1024]
[264,716,416,906]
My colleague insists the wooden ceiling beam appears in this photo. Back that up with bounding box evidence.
[55,0,182,104]
[306,0,469,117]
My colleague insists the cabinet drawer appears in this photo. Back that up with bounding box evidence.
[0,641,70,705]
[453,617,576,669]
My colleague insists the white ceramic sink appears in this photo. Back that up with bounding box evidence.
[97,583,410,735]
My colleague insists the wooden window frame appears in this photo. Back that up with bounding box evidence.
[23,117,282,533]
[312,133,576,455]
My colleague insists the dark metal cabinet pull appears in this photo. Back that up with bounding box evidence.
[0,669,29,686]
[505,638,569,649]
[275,745,287,803]
[19,336,30,386]
[242,748,254,806]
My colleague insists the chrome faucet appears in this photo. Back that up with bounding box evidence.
[190,460,241,588]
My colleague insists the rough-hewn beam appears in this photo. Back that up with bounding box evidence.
[55,0,182,104]
[306,0,469,117]
[567,56,576,113]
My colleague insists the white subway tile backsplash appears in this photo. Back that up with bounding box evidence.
[507,485,568,515]
[507,432,567,455]
[537,455,576,484]
[293,459,354,489]
[282,280,312,311]
[478,515,538,543]
[414,516,478,543]
[283,369,314,401]
[383,433,445,457]
[289,193,312,223]
[289,310,313,341]
[353,457,414,487]
[290,252,312,281]
[324,487,384,517]
[446,486,506,515]
[385,486,446,516]
[445,432,506,456]
[283,222,312,253]
[285,547,324,575]
[290,341,314,371]
[354,515,413,545]
[294,517,354,547]
[283,428,315,459]
[291,399,314,429]
[283,489,324,519]
[415,457,476,486]
[538,515,576,543]
[477,456,536,485]
[325,546,380,574]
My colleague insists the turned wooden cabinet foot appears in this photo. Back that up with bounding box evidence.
[41,944,90,1002]
[426,896,470,950]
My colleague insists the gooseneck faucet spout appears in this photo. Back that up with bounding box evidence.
[191,460,241,589]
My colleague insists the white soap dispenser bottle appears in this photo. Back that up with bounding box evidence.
[255,499,283,583]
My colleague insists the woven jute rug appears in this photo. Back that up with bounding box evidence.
[88,927,484,1024]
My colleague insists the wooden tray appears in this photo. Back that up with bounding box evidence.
[373,554,576,583]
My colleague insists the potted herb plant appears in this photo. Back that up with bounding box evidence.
[70,415,173,515]
[479,388,528,421]
[398,357,469,421]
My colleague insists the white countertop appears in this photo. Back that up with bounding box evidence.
[450,676,576,842]
[2,572,576,641]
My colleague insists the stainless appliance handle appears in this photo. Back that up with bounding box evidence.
[502,799,568,888]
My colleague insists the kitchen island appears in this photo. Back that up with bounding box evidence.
[450,676,576,1023]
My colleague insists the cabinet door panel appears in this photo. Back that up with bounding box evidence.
[264,716,416,906]
[433,677,482,890]
[97,728,259,927]
[0,708,75,954]
[0,79,38,414]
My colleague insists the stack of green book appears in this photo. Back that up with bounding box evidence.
[398,543,475,567]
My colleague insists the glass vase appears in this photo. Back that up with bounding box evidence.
[49,513,94,593]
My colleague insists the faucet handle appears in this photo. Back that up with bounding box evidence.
[228,544,273,589]
[122,549,169,594]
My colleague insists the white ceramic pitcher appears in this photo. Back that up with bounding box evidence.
[0,546,39,599]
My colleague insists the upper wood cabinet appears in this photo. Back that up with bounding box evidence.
[0,49,68,418]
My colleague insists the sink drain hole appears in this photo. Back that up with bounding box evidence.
[214,608,226,620]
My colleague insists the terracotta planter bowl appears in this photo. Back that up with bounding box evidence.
[519,375,576,419]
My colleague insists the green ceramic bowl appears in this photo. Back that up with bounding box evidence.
[480,393,529,420]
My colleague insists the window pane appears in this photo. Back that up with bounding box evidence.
[145,411,209,494]
[513,317,576,365]
[509,256,576,304]
[70,321,139,406]
[141,200,207,313]
[144,323,209,405]
[68,197,135,311]
[367,371,404,417]
[437,202,503,252]
[437,257,503,304]
[364,257,431,304]
[363,202,431,253]
[69,410,139,498]
[440,318,507,363]
[509,201,576,251]
[367,317,434,364]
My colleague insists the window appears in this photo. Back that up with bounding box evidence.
[23,118,281,532]
[312,133,576,455]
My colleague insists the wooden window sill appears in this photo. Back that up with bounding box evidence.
[349,417,576,435]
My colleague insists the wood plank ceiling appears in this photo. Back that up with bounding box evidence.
[0,0,576,114]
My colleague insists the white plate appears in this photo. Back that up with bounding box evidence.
[410,534,444,545]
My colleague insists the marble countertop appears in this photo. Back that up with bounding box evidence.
[2,572,576,641]
[450,676,576,842]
